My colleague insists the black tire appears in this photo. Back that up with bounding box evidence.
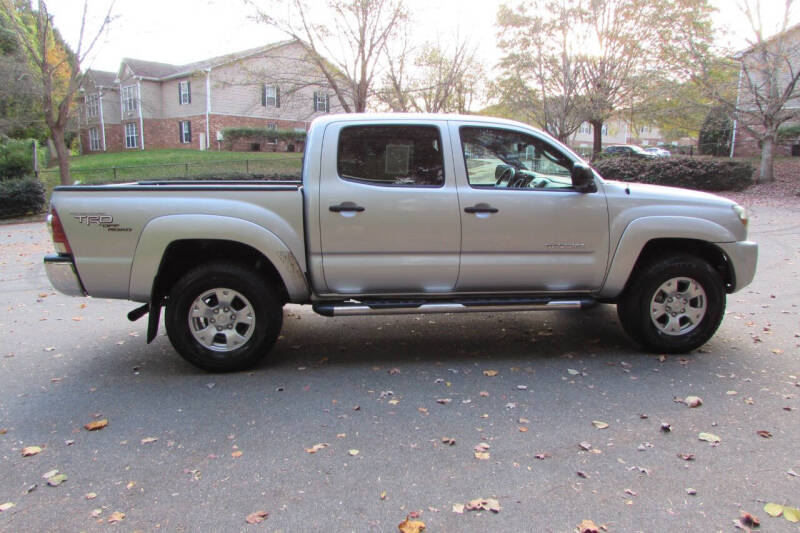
[617,254,725,354]
[165,262,283,372]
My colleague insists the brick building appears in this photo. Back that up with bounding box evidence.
[78,40,343,154]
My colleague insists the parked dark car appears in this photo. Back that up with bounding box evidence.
[603,144,656,159]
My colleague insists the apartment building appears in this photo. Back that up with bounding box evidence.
[78,40,342,154]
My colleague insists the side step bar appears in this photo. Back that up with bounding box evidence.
[313,297,596,317]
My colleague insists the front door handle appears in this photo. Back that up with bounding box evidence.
[329,204,365,213]
[464,205,499,214]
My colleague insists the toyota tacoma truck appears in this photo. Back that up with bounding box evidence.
[43,114,758,372]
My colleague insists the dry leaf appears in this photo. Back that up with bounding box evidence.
[567,369,580,375]
[305,443,328,453]
[474,451,490,460]
[578,519,599,533]
[756,430,772,438]
[784,507,800,523]
[388,399,400,405]
[479,391,489,397]
[534,453,550,460]
[398,516,426,533]
[677,453,695,461]
[592,420,609,429]
[140,437,158,444]
[739,511,760,528]
[245,510,268,524]
[518,426,528,432]
[231,450,243,458]
[388,368,401,375]
[0,502,14,512]
[684,395,703,407]
[42,469,58,479]
[380,491,387,500]
[579,441,592,451]
[84,419,108,431]
[661,422,672,432]
[47,473,67,487]
[91,509,102,518]
[21,445,42,456]
[764,503,783,517]
[436,398,452,405]
[577,470,589,478]
[107,511,125,523]
[85,492,97,500]
[348,449,359,456]
[441,437,456,446]
[483,370,499,377]
[698,432,721,444]
[452,503,465,514]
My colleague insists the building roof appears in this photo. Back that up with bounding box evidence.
[119,40,298,81]
[85,69,118,87]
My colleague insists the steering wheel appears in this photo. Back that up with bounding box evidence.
[495,166,515,187]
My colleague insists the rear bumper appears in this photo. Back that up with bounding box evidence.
[717,241,758,292]
[44,254,86,297]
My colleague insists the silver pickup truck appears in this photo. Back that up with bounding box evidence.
[44,113,758,372]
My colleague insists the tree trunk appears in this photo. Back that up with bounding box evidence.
[590,119,603,159]
[758,135,776,183]
[51,128,72,185]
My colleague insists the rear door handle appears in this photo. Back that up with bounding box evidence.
[329,204,365,213]
[464,205,499,214]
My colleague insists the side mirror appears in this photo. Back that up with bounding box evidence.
[571,163,597,193]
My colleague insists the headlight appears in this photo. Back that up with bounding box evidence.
[732,204,748,226]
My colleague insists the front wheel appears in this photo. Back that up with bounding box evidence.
[617,255,725,354]
[165,262,283,372]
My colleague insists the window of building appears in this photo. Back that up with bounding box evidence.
[89,127,101,151]
[125,122,138,149]
[459,126,574,190]
[178,81,191,105]
[640,125,650,134]
[337,125,444,187]
[313,91,330,113]
[179,120,192,144]
[122,85,138,113]
[267,122,277,144]
[86,93,99,118]
[601,124,609,136]
[578,122,591,135]
[263,85,280,107]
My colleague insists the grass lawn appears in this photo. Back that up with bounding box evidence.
[40,149,303,190]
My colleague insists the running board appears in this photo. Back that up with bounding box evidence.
[313,297,595,317]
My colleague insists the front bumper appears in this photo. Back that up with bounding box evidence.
[717,241,758,292]
[44,254,87,297]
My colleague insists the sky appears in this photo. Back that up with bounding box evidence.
[46,0,800,75]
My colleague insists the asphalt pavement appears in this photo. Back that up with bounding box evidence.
[0,205,798,532]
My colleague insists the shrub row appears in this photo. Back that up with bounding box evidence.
[592,157,754,191]
[221,127,307,143]
[0,177,45,219]
[0,138,36,180]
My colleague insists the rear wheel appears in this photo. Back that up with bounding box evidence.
[617,255,725,353]
[165,262,283,372]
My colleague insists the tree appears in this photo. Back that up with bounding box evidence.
[496,1,586,143]
[247,0,407,113]
[0,0,114,185]
[698,106,733,156]
[379,35,484,113]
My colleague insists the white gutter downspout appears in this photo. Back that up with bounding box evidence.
[730,65,744,158]
[137,78,145,151]
[98,90,107,151]
[205,68,211,149]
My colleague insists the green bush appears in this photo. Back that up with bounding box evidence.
[221,127,307,149]
[698,107,733,156]
[592,157,754,191]
[0,177,46,218]
[0,138,36,180]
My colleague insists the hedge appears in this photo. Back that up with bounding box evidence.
[221,127,307,147]
[592,157,754,191]
[0,138,36,180]
[0,177,45,218]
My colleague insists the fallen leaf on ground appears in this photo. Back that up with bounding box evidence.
[441,437,455,445]
[483,370,498,377]
[739,511,760,527]
[388,368,400,375]
[398,516,426,533]
[534,453,550,460]
[686,488,697,495]
[47,473,67,487]
[698,432,721,444]
[518,426,528,432]
[764,503,783,517]
[107,511,125,523]
[684,395,703,407]
[436,398,452,405]
[677,453,695,461]
[474,451,490,460]
[0,502,14,512]
[577,470,589,478]
[579,441,592,451]
[21,446,42,456]
[783,507,800,523]
[91,509,102,518]
[592,420,609,429]
[452,503,465,514]
[756,430,772,438]
[305,443,328,454]
[661,422,672,432]
[479,391,489,397]
[465,498,501,512]
[42,469,58,479]
[567,369,580,375]
[231,450,243,458]
[380,491,387,500]
[140,437,158,444]
[245,510,268,524]
[348,449,359,456]
[85,492,97,500]
[84,419,108,431]
[578,519,599,533]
